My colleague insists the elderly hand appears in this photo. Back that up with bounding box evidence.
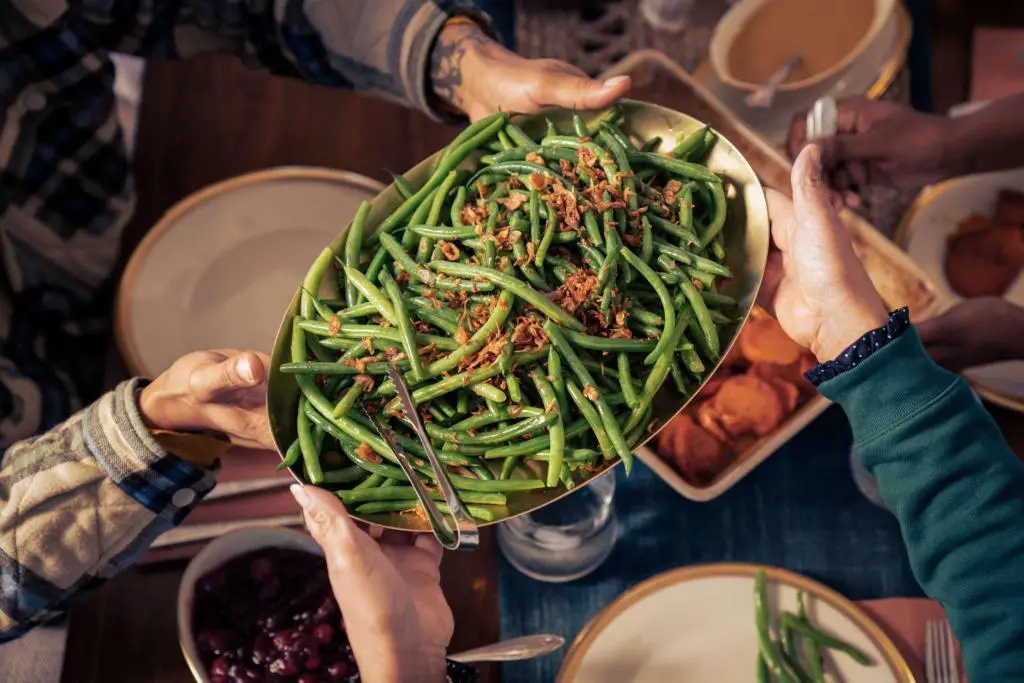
[292,485,453,683]
[760,145,889,361]
[430,20,631,122]
[787,97,954,205]
[918,298,1024,372]
[139,349,273,449]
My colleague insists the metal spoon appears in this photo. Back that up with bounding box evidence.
[449,634,566,664]
[745,55,802,109]
[806,95,839,141]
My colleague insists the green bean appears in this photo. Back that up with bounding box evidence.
[334,301,381,320]
[531,448,601,463]
[296,396,324,485]
[619,247,676,365]
[700,290,737,308]
[626,151,721,184]
[339,487,506,506]
[653,240,732,277]
[344,201,371,307]
[390,172,416,200]
[622,309,690,434]
[277,438,301,471]
[583,208,603,246]
[780,623,813,683]
[757,655,770,683]
[379,233,493,292]
[419,290,515,378]
[678,275,720,359]
[418,169,461,261]
[641,136,662,153]
[298,321,457,351]
[371,113,508,245]
[530,370,564,487]
[321,465,367,485]
[505,374,522,403]
[672,125,708,159]
[380,270,425,381]
[353,473,386,490]
[547,346,570,417]
[403,185,437,249]
[364,245,391,286]
[451,406,544,430]
[511,231,550,291]
[699,181,727,249]
[541,135,620,184]
[405,297,460,335]
[756,569,796,683]
[798,594,826,683]
[564,330,658,353]
[630,306,663,326]
[598,120,634,152]
[617,353,639,409]
[499,456,518,480]
[505,123,536,148]
[408,224,479,239]
[450,185,468,227]
[332,381,364,418]
[430,261,585,331]
[497,130,514,151]
[647,212,701,246]
[565,380,615,461]
[536,206,558,267]
[467,161,577,195]
[484,419,589,458]
[544,324,633,472]
[355,500,500,522]
[344,267,397,324]
[470,381,507,403]
[779,615,872,666]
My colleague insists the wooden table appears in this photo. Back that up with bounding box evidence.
[61,49,1024,683]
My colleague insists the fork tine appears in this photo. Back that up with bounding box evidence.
[925,621,937,683]
[943,620,960,682]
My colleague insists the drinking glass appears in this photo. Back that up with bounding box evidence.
[497,473,618,583]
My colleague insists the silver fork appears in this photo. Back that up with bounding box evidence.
[926,619,960,683]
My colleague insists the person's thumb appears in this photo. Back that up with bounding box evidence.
[791,145,840,231]
[543,73,631,111]
[189,351,266,402]
[818,130,885,170]
[291,485,361,562]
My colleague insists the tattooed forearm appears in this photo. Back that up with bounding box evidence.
[430,21,489,112]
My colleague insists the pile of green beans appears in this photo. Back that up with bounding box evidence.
[279,107,741,521]
[755,569,874,682]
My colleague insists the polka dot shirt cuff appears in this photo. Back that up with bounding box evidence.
[804,308,911,386]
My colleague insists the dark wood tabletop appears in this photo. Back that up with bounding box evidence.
[61,37,1024,683]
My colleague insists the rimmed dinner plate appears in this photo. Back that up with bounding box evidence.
[557,563,914,683]
[116,167,383,377]
[896,167,1024,413]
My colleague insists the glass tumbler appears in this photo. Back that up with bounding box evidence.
[497,473,618,583]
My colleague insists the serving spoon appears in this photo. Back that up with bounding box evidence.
[745,55,802,109]
[449,634,566,663]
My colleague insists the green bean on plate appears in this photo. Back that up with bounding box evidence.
[267,100,770,530]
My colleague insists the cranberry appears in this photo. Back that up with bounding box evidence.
[269,655,301,677]
[298,675,319,683]
[304,656,321,671]
[206,629,240,655]
[312,623,334,646]
[327,659,354,680]
[251,633,274,665]
[250,557,274,583]
[210,657,230,677]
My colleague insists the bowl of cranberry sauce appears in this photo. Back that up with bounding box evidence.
[178,528,358,683]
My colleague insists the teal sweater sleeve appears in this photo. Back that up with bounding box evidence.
[818,326,1024,682]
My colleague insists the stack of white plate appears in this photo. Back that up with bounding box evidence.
[704,0,910,146]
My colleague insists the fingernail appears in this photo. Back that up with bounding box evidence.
[806,144,823,176]
[290,484,312,511]
[603,75,629,88]
[236,355,255,383]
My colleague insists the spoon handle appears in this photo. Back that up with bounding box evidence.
[448,634,565,664]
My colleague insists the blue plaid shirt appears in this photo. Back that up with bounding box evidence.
[0,0,485,643]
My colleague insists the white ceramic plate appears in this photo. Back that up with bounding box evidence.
[897,167,1024,412]
[557,564,913,683]
[702,4,909,146]
[116,167,383,377]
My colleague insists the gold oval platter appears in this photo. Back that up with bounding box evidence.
[267,100,770,531]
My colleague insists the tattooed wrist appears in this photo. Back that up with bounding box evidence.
[430,20,489,113]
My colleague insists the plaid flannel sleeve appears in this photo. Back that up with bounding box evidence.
[66,0,492,118]
[0,380,214,643]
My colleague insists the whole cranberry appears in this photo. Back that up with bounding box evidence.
[298,675,319,683]
[312,596,338,623]
[326,659,354,680]
[312,623,334,646]
[305,656,321,671]
[272,629,298,652]
[206,629,240,655]
[209,657,231,677]
[251,633,274,665]
[269,655,301,677]
[250,556,274,583]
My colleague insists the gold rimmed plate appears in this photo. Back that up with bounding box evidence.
[895,167,1024,414]
[557,563,915,683]
[267,100,770,531]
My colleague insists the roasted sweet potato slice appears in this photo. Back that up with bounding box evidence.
[750,361,816,399]
[945,224,1024,298]
[711,375,785,437]
[738,316,805,365]
[697,400,732,442]
[658,414,730,485]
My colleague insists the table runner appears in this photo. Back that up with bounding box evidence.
[497,405,924,682]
